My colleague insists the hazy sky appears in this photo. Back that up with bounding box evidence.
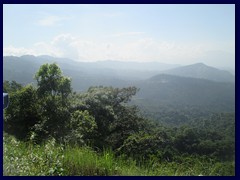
[3,4,235,68]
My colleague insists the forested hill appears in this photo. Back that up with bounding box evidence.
[133,74,235,112]
[139,74,235,110]
[161,62,234,82]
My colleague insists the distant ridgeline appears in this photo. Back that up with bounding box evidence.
[3,55,235,116]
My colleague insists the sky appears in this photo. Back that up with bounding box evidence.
[3,4,235,69]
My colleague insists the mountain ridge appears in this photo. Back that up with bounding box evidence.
[3,55,235,113]
[160,62,234,82]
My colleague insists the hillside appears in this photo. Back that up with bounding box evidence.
[161,63,234,82]
[133,74,235,113]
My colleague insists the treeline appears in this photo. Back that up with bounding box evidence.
[3,63,235,168]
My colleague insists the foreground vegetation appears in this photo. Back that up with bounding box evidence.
[3,133,234,176]
[3,63,235,176]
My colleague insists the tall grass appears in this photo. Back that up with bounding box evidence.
[3,133,234,176]
[3,134,64,176]
[63,146,143,175]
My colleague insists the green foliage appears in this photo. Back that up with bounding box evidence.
[70,86,146,149]
[32,63,72,141]
[118,131,174,161]
[174,127,200,154]
[4,133,65,176]
[64,110,97,145]
[34,63,71,98]
[3,80,23,93]
[4,133,234,176]
[32,96,71,141]
[4,85,40,140]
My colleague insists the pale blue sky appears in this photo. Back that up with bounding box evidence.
[3,4,235,68]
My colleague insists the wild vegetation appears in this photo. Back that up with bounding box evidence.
[3,63,235,176]
[4,133,234,176]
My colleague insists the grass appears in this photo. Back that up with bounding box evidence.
[3,134,64,176]
[3,133,235,176]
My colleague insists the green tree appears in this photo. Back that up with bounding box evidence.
[4,85,40,140]
[3,80,23,93]
[70,86,149,149]
[33,63,72,141]
[174,127,200,154]
[64,110,97,145]
[34,63,71,100]
[118,129,175,162]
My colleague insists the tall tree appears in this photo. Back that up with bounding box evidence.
[33,63,72,141]
[34,63,71,100]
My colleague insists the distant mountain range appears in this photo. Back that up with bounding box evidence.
[3,55,235,113]
[3,55,179,83]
